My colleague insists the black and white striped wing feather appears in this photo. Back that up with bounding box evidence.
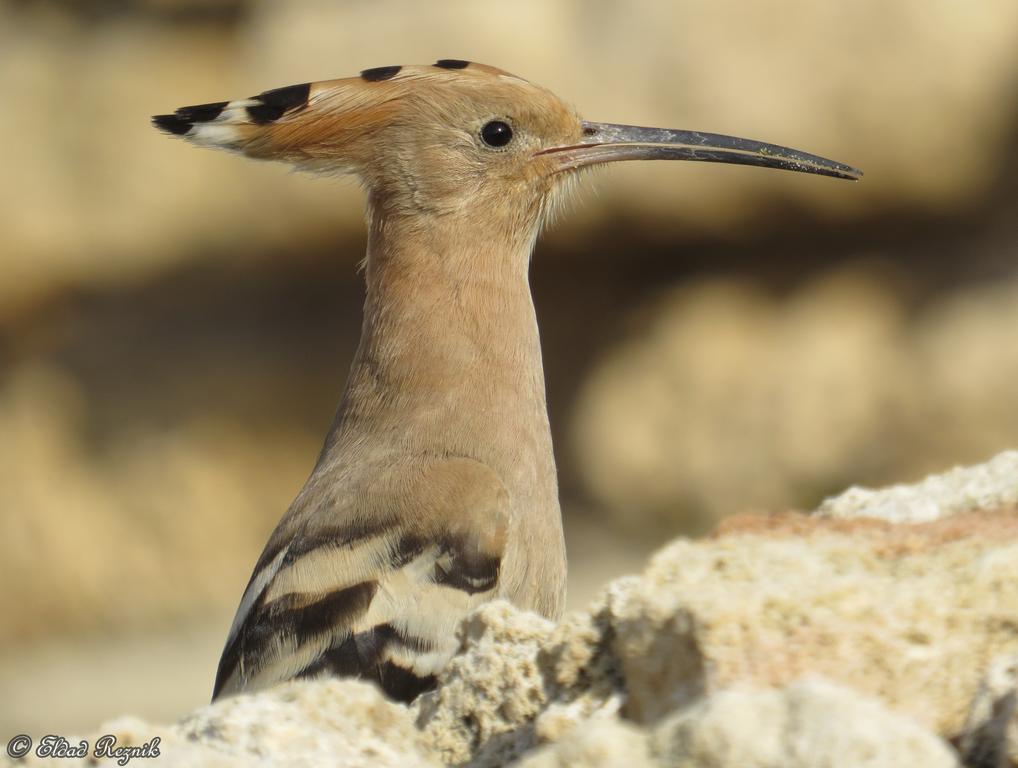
[213,462,509,703]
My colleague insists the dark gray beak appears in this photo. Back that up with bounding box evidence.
[541,121,862,181]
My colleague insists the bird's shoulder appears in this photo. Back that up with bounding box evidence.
[213,455,510,701]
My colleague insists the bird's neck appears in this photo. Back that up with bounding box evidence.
[321,206,555,489]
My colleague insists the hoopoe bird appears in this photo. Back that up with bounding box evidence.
[153,60,861,704]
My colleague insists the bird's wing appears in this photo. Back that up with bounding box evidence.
[212,456,509,703]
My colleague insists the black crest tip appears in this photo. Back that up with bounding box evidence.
[258,82,311,110]
[174,101,228,123]
[152,114,192,135]
[434,59,470,70]
[244,82,312,125]
[246,103,287,124]
[360,65,402,82]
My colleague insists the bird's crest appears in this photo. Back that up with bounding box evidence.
[153,60,555,170]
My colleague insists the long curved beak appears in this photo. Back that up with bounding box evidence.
[540,121,862,181]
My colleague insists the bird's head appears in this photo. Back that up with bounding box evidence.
[154,60,860,231]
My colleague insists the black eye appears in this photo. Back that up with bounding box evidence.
[480,120,513,148]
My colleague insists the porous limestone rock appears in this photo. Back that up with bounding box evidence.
[651,679,959,768]
[512,680,961,768]
[413,590,632,766]
[959,654,1018,768]
[630,508,1018,736]
[817,450,1018,523]
[413,603,555,767]
[516,718,654,768]
[416,454,1018,765]
[6,679,437,768]
[10,452,1018,767]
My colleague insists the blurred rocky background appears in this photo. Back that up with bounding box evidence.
[1,0,1017,739]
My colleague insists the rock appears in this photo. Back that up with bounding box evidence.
[817,450,1018,523]
[413,603,554,767]
[11,452,1018,767]
[958,654,1018,768]
[608,579,707,724]
[172,679,435,767]
[516,718,655,768]
[413,588,635,766]
[519,679,963,768]
[416,453,1018,765]
[5,679,437,768]
[641,508,1018,737]
[652,679,959,768]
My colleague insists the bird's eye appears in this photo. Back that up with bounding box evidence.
[480,120,513,148]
